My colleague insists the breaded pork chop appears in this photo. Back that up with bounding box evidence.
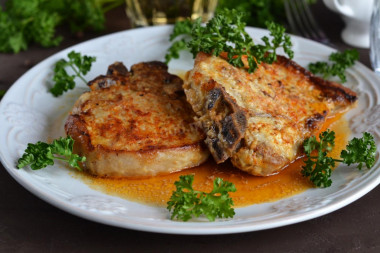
[184,52,357,176]
[65,61,208,178]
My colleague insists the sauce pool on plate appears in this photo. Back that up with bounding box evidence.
[75,116,350,208]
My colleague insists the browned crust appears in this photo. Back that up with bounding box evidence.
[275,55,357,104]
[106,61,129,76]
[198,52,357,105]
[130,61,183,88]
[65,114,203,154]
[88,61,184,96]
[65,114,93,151]
[88,75,129,90]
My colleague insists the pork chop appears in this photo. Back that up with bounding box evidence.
[65,61,209,178]
[184,52,357,176]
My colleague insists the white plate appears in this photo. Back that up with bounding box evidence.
[1,26,380,235]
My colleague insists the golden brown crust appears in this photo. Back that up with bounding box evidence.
[184,52,357,176]
[275,55,357,104]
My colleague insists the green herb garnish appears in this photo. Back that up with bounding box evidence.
[50,51,96,97]
[166,9,294,73]
[164,19,193,64]
[0,0,124,53]
[167,175,236,221]
[0,90,6,100]
[17,136,85,171]
[302,130,376,188]
[170,19,193,40]
[308,49,359,83]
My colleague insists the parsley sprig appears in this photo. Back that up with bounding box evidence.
[50,51,96,97]
[167,175,236,221]
[308,49,359,83]
[166,9,294,73]
[164,19,193,63]
[17,136,86,171]
[302,130,377,188]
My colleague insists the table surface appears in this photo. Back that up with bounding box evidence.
[1,1,379,252]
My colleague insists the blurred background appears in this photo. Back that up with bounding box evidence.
[0,0,322,54]
[0,0,353,97]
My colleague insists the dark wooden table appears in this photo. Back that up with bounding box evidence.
[1,1,379,252]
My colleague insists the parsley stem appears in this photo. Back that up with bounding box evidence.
[53,156,70,162]
[302,130,376,187]
[68,64,87,84]
[308,156,343,163]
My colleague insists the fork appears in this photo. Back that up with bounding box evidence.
[284,0,330,45]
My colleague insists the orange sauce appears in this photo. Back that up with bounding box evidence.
[75,116,350,207]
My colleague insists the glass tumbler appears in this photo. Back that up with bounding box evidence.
[370,0,380,75]
[125,0,218,27]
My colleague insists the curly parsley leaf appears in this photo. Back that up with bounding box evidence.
[164,19,193,64]
[165,9,293,73]
[302,150,334,188]
[0,7,28,53]
[169,19,193,41]
[167,175,236,221]
[29,11,62,48]
[17,136,85,171]
[302,130,335,157]
[308,49,359,83]
[165,39,188,64]
[302,130,377,188]
[258,21,294,64]
[50,51,96,97]
[0,1,62,53]
[340,132,376,170]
